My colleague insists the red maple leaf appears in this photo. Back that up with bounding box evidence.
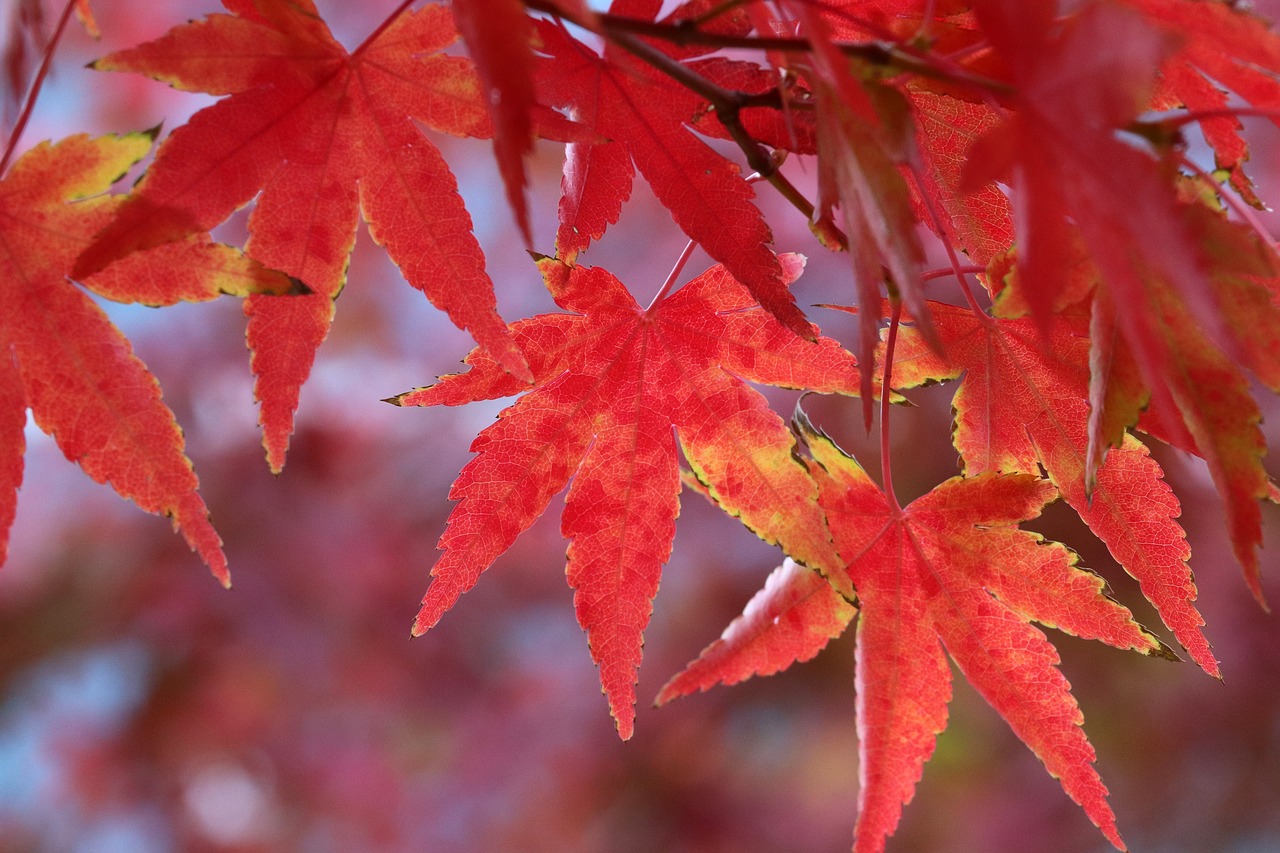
[665,411,1169,853]
[0,132,295,582]
[534,0,814,338]
[974,194,1278,606]
[392,253,856,738]
[73,0,584,470]
[965,0,1226,430]
[869,299,1219,675]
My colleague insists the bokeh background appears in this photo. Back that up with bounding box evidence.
[1,1,1279,851]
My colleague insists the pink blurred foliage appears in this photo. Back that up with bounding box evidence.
[0,1,1277,852]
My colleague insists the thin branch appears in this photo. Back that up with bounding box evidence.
[0,0,79,176]
[880,300,903,514]
[524,0,1013,94]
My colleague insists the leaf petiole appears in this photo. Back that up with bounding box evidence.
[645,239,697,314]
[880,300,903,513]
[351,0,417,57]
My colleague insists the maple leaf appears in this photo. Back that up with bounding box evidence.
[669,410,1168,853]
[534,0,815,339]
[72,0,585,470]
[982,193,1278,606]
[392,253,857,738]
[0,133,295,582]
[869,299,1219,675]
[965,0,1225,430]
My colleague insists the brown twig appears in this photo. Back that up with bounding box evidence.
[523,0,1012,94]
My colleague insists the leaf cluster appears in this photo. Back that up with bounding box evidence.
[3,1,1280,851]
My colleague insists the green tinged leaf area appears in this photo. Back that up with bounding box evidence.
[0,133,296,584]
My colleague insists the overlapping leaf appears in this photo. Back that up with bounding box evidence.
[534,0,813,338]
[392,254,857,738]
[74,0,583,470]
[0,132,295,582]
[966,0,1223,432]
[667,412,1167,853]
[870,299,1218,674]
[1101,235,1276,605]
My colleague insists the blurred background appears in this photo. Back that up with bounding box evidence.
[1,1,1278,851]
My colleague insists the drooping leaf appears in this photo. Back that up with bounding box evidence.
[452,0,537,244]
[534,5,814,338]
[811,74,927,425]
[966,0,1222,434]
[1128,280,1271,606]
[392,253,857,738]
[75,1,568,470]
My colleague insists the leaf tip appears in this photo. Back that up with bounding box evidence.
[613,709,635,741]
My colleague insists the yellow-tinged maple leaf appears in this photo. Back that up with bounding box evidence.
[665,409,1171,853]
[0,132,296,582]
[875,299,1219,675]
[392,253,857,739]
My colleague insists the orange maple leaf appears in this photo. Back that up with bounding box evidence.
[665,411,1171,853]
[875,299,1219,675]
[0,132,295,582]
[392,253,856,738]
